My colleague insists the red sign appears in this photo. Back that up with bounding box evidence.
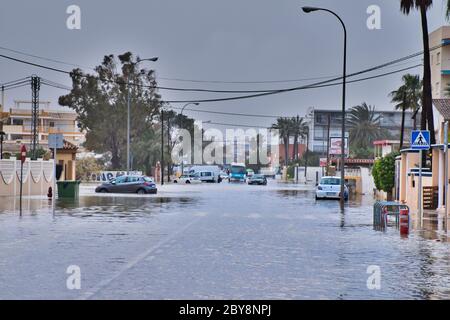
[319,158,328,167]
[20,145,27,164]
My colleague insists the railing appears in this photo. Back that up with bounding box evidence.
[345,168,361,177]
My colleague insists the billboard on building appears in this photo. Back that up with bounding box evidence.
[329,137,349,156]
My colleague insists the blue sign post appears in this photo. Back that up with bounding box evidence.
[411,130,430,225]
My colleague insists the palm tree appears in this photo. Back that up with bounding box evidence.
[347,103,383,150]
[399,0,450,145]
[272,117,292,166]
[290,116,309,161]
[390,74,422,149]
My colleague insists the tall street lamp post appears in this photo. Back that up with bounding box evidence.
[180,103,200,174]
[127,57,158,174]
[302,6,347,207]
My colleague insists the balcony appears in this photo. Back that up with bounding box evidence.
[2,125,23,133]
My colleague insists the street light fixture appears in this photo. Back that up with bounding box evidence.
[138,57,159,63]
[180,103,200,175]
[127,56,159,174]
[302,6,347,207]
[302,6,320,13]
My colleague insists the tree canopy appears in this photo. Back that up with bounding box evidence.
[59,52,163,171]
[347,103,383,150]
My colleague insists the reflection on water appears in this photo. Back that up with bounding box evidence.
[0,195,197,221]
[1,183,450,299]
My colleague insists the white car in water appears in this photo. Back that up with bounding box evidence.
[173,174,202,184]
[315,176,349,201]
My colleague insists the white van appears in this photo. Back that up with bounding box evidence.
[195,171,216,183]
[188,166,220,182]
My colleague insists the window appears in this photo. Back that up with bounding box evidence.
[10,134,23,140]
[12,119,23,126]
[115,176,127,184]
[49,122,55,127]
[315,114,324,124]
[314,129,325,140]
[437,52,441,65]
[320,178,340,185]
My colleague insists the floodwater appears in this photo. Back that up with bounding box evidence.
[0,181,450,300]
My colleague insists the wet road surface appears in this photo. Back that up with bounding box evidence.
[1,181,450,300]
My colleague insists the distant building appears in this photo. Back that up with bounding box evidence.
[430,26,450,99]
[0,100,84,155]
[430,26,450,142]
[373,140,401,158]
[307,108,417,154]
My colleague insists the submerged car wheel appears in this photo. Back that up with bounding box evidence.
[99,189,108,193]
[137,189,146,194]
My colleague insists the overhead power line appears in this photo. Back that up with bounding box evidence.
[207,121,271,129]
[39,63,422,102]
[1,76,31,87]
[163,64,422,103]
[0,46,92,69]
[0,44,425,85]
[1,78,32,91]
[168,106,283,118]
[0,43,436,103]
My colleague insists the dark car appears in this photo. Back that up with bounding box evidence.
[95,175,157,194]
[248,174,267,185]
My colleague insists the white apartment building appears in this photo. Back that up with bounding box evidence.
[0,100,85,154]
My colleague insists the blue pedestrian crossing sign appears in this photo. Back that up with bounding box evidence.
[411,130,430,150]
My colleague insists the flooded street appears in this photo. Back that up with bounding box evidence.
[1,181,450,300]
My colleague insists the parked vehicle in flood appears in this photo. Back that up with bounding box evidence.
[315,176,348,201]
[173,174,202,184]
[95,175,157,194]
[248,174,267,185]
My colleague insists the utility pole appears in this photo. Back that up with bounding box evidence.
[326,114,331,176]
[167,116,171,182]
[304,128,309,182]
[31,76,41,160]
[257,134,260,169]
[1,85,4,113]
[127,57,158,175]
[445,121,449,232]
[161,110,164,185]
[180,102,200,175]
[126,75,131,175]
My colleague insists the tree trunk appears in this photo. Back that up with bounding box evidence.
[420,4,435,145]
[400,104,406,150]
[111,153,121,170]
[110,134,121,169]
[293,135,298,161]
[284,137,289,167]
[386,190,393,202]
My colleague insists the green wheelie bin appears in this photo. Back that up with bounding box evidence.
[57,180,81,199]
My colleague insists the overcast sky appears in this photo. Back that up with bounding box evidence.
[0,0,446,128]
